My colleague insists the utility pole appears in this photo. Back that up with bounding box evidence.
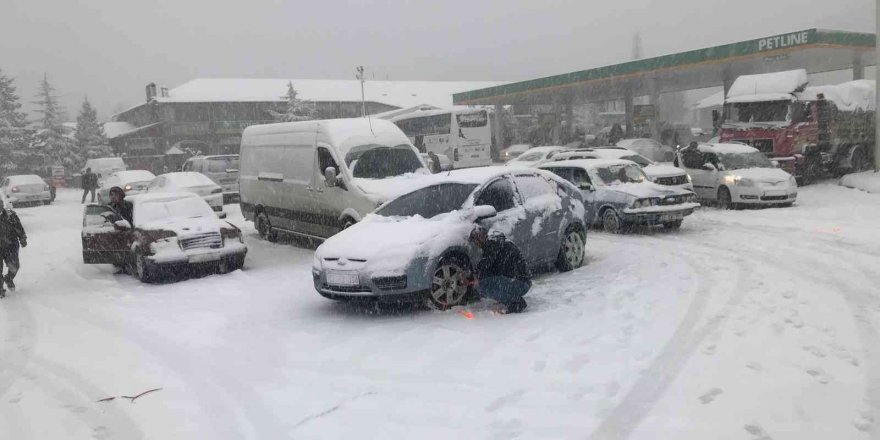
[356,66,366,117]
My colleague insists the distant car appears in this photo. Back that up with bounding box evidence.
[616,138,675,163]
[83,157,127,184]
[500,144,531,161]
[539,159,699,233]
[676,143,797,209]
[146,172,224,213]
[97,170,156,204]
[313,167,588,309]
[1,175,52,207]
[542,147,693,191]
[181,155,240,203]
[505,146,565,167]
[81,192,247,282]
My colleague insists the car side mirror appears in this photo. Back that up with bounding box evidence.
[701,163,717,171]
[217,212,228,219]
[471,205,497,222]
[324,167,338,187]
[114,219,131,230]
[579,183,595,192]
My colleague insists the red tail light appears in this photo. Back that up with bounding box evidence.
[10,186,19,193]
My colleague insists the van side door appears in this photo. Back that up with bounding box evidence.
[308,145,348,238]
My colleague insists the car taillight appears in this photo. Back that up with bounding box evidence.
[10,187,19,193]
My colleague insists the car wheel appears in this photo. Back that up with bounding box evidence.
[42,200,51,205]
[255,211,277,242]
[133,251,155,283]
[663,220,683,230]
[427,256,472,310]
[602,209,623,234]
[851,147,869,172]
[341,218,356,230]
[556,227,585,272]
[717,187,733,210]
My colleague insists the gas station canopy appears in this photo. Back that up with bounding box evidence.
[454,29,876,106]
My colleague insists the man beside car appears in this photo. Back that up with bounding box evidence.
[108,186,133,228]
[468,226,530,314]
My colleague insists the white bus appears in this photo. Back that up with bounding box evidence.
[390,108,492,169]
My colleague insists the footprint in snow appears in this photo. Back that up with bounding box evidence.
[746,362,763,372]
[565,354,591,373]
[702,344,717,355]
[485,389,526,413]
[802,345,826,358]
[852,411,874,432]
[698,388,724,404]
[806,367,832,384]
[8,392,23,404]
[744,423,773,440]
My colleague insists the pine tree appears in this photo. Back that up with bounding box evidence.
[270,81,317,122]
[75,97,112,159]
[0,69,33,173]
[32,74,79,171]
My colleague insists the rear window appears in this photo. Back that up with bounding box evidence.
[206,157,240,173]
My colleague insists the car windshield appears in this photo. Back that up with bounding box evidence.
[135,197,215,224]
[719,152,774,170]
[620,154,652,167]
[726,101,790,123]
[375,183,478,218]
[347,145,423,179]
[592,164,647,186]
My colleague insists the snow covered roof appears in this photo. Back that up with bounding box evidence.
[726,69,808,101]
[103,121,137,138]
[154,79,507,109]
[694,91,725,109]
[698,143,759,154]
[726,93,796,104]
[799,80,876,112]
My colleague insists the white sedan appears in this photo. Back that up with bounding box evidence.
[1,175,52,207]
[676,143,797,208]
[504,146,566,167]
[97,170,156,204]
[540,147,694,191]
[146,172,224,214]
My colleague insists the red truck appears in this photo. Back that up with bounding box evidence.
[719,69,875,183]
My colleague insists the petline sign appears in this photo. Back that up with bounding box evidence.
[757,31,812,52]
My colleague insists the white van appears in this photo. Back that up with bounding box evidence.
[83,157,127,183]
[181,154,240,203]
[239,118,429,241]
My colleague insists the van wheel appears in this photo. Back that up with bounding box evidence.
[255,211,277,242]
[427,256,473,310]
[556,227,585,272]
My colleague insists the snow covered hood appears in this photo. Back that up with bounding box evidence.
[725,167,793,184]
[604,181,692,199]
[138,216,224,235]
[643,164,686,179]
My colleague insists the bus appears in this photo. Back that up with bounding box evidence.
[390,108,492,169]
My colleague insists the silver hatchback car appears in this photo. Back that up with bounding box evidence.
[312,167,588,309]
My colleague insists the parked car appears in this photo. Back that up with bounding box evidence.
[541,147,693,191]
[1,175,53,207]
[146,172,224,214]
[539,159,699,233]
[505,146,565,167]
[83,157,127,184]
[240,118,430,242]
[313,167,588,309]
[97,170,156,204]
[181,155,240,203]
[676,143,797,209]
[616,138,675,162]
[81,192,247,282]
[500,144,531,162]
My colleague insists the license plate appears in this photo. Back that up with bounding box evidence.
[327,270,359,286]
[189,252,220,263]
[660,213,684,222]
[764,190,786,197]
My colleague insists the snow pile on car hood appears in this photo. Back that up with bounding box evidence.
[606,181,692,199]
[138,216,223,236]
[643,164,686,179]
[725,167,793,184]
[352,171,434,204]
[315,210,474,276]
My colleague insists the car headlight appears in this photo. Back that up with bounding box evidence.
[312,254,322,271]
[686,174,692,183]
[149,237,179,254]
[632,198,659,208]
[725,175,753,186]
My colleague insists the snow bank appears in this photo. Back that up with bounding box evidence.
[839,170,880,194]
[726,69,808,101]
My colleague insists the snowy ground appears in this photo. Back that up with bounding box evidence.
[1,186,879,440]
[841,170,880,194]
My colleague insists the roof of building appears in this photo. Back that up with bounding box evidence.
[153,78,506,109]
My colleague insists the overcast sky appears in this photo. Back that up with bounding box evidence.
[1,0,874,121]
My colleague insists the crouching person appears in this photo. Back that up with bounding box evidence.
[0,205,27,297]
[469,226,530,314]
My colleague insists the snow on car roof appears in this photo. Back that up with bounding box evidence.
[798,80,876,112]
[616,138,659,147]
[111,170,155,182]
[160,172,218,188]
[698,143,759,154]
[539,158,636,170]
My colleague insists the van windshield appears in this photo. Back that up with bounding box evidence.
[346,145,423,179]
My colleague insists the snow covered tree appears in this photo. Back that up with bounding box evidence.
[0,69,34,173]
[75,97,112,159]
[270,81,317,122]
[32,74,79,171]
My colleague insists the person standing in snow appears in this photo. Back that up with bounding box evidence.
[468,226,530,314]
[428,151,442,173]
[81,167,98,204]
[0,205,27,297]
[107,186,133,227]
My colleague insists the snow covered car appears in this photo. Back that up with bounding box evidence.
[504,146,565,167]
[313,167,588,309]
[81,192,247,282]
[83,157,127,184]
[539,159,699,232]
[96,170,156,204]
[146,172,224,214]
[1,175,53,207]
[539,147,694,191]
[677,143,797,208]
[616,138,675,162]
[181,154,240,203]
[500,144,531,161]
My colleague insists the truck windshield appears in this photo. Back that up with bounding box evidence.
[347,145,424,179]
[719,152,774,170]
[376,183,478,218]
[726,101,789,123]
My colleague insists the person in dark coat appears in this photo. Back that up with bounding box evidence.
[108,186,134,227]
[0,206,27,297]
[608,123,625,145]
[427,151,442,173]
[81,168,98,204]
[469,226,530,314]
